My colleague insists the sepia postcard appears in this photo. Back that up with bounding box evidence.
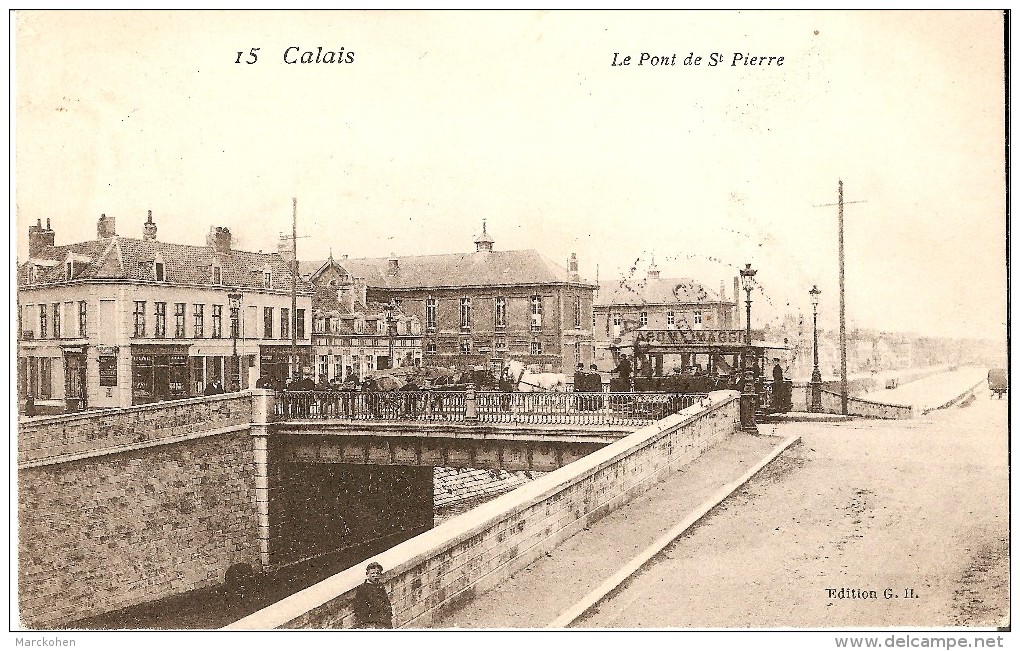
[9,9,1010,650]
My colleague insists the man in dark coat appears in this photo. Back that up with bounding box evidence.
[352,562,393,629]
[612,354,632,391]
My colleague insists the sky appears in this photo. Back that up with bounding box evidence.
[12,10,1007,341]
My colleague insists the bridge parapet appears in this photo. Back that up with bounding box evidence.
[225,391,741,630]
[18,392,256,468]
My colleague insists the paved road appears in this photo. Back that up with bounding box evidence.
[577,390,1007,628]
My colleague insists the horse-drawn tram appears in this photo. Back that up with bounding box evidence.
[621,328,795,418]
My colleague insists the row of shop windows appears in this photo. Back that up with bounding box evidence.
[611,310,704,331]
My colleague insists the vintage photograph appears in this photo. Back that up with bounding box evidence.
[11,9,1009,644]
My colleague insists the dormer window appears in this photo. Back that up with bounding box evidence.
[66,261,73,280]
[28,265,37,284]
[154,261,165,282]
[263,265,272,288]
[212,265,222,285]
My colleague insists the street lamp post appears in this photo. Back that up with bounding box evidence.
[228,291,242,391]
[740,263,757,349]
[809,285,823,412]
[385,300,396,370]
[738,263,758,433]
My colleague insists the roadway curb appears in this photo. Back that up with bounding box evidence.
[546,433,802,629]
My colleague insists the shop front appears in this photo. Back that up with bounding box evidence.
[130,344,191,405]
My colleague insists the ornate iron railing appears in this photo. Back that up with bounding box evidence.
[275,390,709,426]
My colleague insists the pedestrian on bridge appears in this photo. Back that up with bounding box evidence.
[353,562,393,629]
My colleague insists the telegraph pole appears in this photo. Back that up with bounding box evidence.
[816,180,865,416]
[291,197,298,381]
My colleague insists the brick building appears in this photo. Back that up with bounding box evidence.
[305,253,424,381]
[302,222,597,376]
[17,213,312,412]
[594,261,738,370]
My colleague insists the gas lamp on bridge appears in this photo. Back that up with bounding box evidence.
[809,284,823,412]
[228,290,242,391]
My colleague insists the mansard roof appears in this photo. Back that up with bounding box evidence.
[301,249,596,290]
[18,236,310,293]
[595,276,730,307]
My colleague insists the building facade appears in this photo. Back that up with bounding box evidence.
[307,255,424,381]
[17,213,313,412]
[302,223,597,376]
[593,262,738,371]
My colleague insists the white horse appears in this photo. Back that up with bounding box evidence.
[504,359,567,393]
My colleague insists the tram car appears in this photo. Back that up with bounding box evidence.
[614,329,795,416]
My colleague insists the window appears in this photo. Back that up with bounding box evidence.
[531,340,543,355]
[52,304,61,339]
[640,311,648,327]
[154,261,165,282]
[573,296,581,329]
[426,298,437,331]
[133,301,146,337]
[174,303,186,338]
[154,302,167,338]
[212,304,223,338]
[281,308,290,340]
[230,304,240,339]
[263,269,272,288]
[574,341,582,365]
[613,314,622,327]
[494,336,507,351]
[212,265,222,285]
[296,309,305,339]
[426,342,437,355]
[78,301,87,338]
[531,295,543,331]
[460,340,472,355]
[694,310,703,325]
[193,304,205,338]
[460,297,472,330]
[494,296,507,329]
[264,307,274,338]
[66,261,73,280]
[36,357,53,399]
[667,311,675,327]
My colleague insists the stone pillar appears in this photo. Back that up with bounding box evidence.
[250,388,276,571]
[739,370,758,434]
[465,384,477,422]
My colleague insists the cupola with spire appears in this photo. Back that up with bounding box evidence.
[474,219,495,253]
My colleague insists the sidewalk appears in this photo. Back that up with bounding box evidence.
[428,431,792,628]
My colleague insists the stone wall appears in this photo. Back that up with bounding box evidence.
[792,386,913,419]
[19,392,254,466]
[18,431,260,628]
[224,391,740,629]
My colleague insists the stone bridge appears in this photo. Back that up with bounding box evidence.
[17,388,707,628]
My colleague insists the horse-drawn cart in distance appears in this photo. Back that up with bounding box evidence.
[987,368,1007,399]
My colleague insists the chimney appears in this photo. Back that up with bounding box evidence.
[206,226,232,254]
[97,213,116,239]
[353,276,367,309]
[388,255,399,276]
[733,276,741,329]
[28,218,56,257]
[568,253,579,282]
[276,232,294,264]
[142,210,158,241]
